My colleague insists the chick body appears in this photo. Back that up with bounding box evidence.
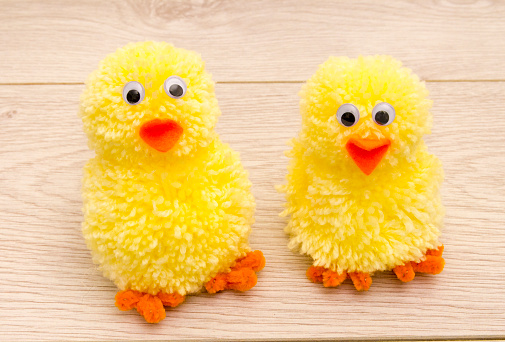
[282,56,444,276]
[80,42,257,298]
[284,140,443,274]
[83,139,253,295]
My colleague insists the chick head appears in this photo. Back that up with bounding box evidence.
[80,41,220,162]
[300,56,432,176]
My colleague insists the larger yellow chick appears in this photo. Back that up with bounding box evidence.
[79,42,264,323]
[280,56,444,291]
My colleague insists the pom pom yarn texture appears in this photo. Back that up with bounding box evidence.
[280,56,444,275]
[80,42,256,296]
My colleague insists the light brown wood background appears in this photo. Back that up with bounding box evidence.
[1,0,504,341]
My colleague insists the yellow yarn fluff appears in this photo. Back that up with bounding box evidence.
[280,56,444,274]
[79,42,255,295]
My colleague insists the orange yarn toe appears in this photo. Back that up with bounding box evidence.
[136,294,166,323]
[349,272,372,291]
[412,255,445,274]
[234,250,266,272]
[115,290,143,311]
[227,268,257,292]
[307,266,346,287]
[322,269,347,287]
[306,266,326,283]
[205,273,228,294]
[394,263,416,282]
[157,292,185,308]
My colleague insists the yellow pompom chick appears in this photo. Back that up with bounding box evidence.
[280,56,444,291]
[79,42,265,323]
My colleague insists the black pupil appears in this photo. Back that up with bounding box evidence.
[169,84,183,97]
[341,112,356,126]
[375,111,389,125]
[126,89,140,104]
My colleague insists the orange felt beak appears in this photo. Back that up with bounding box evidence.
[345,137,391,175]
[139,119,183,152]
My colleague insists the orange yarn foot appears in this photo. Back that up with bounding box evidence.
[157,292,186,308]
[394,245,445,282]
[205,250,265,294]
[226,267,257,292]
[306,266,365,290]
[115,290,185,323]
[322,269,347,287]
[412,255,445,274]
[393,262,416,282]
[348,272,372,291]
[136,294,166,323]
[233,250,266,272]
[205,273,228,293]
[306,266,326,283]
[115,290,143,311]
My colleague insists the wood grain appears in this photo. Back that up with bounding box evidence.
[0,82,504,341]
[1,0,505,84]
[2,0,505,339]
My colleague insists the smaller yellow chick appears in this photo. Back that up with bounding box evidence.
[280,56,445,291]
[79,42,265,323]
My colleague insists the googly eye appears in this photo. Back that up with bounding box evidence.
[336,103,360,127]
[122,81,145,105]
[164,76,187,99]
[372,102,396,126]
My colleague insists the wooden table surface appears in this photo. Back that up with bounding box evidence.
[1,1,505,341]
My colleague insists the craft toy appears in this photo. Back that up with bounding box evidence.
[79,42,265,323]
[280,56,444,291]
